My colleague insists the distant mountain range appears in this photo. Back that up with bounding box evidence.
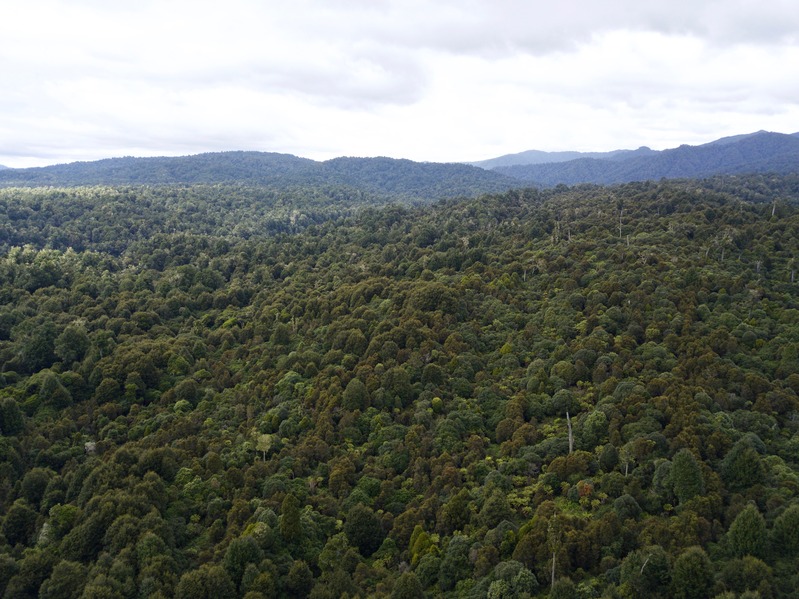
[2,130,798,193]
[0,151,516,201]
[477,131,799,186]
[469,146,658,169]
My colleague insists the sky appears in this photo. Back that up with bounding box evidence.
[1,0,799,168]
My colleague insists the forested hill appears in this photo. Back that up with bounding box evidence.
[491,131,799,186]
[2,174,799,598]
[0,152,516,201]
[469,146,658,170]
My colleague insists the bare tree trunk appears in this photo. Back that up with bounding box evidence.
[566,411,573,454]
[551,552,556,590]
[640,555,650,574]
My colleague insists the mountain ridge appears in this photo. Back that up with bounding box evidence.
[468,145,657,169]
[491,130,799,185]
[0,151,517,201]
[3,130,799,191]
[472,130,795,168]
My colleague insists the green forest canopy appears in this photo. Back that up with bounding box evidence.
[1,174,799,598]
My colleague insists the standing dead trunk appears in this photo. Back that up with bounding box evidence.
[566,411,573,454]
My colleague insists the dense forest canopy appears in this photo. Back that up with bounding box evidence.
[1,173,799,598]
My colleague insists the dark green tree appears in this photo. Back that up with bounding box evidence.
[12,317,58,373]
[21,467,53,508]
[671,546,714,599]
[727,504,767,558]
[2,549,56,598]
[224,536,264,591]
[488,561,538,598]
[279,493,302,543]
[344,504,384,557]
[479,488,513,529]
[772,503,799,556]
[0,398,24,435]
[718,556,772,596]
[619,545,671,598]
[437,488,472,535]
[549,577,576,599]
[438,534,471,592]
[391,571,425,599]
[54,324,90,365]
[671,449,704,504]
[285,560,314,598]
[721,441,766,491]
[342,378,368,411]
[38,560,88,599]
[599,444,619,472]
[175,565,235,599]
[0,554,18,597]
[2,500,38,546]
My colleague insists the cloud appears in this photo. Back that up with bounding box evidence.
[1,0,798,166]
[286,0,799,56]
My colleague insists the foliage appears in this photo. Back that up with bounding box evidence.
[0,152,515,200]
[671,547,714,599]
[1,175,799,596]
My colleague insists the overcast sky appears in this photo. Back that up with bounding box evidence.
[2,0,798,168]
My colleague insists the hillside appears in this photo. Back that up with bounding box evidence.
[5,131,797,195]
[469,146,657,170]
[1,174,799,597]
[490,131,799,185]
[0,152,517,202]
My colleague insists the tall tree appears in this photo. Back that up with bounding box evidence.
[727,504,767,558]
[671,449,704,504]
[671,546,714,599]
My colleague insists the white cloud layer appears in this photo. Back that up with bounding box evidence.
[1,0,798,167]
